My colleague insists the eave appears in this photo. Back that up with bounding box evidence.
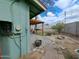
[29,0,46,19]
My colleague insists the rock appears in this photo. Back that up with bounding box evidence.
[60,46,66,50]
[56,36,62,40]
[56,36,65,40]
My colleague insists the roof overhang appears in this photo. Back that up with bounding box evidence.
[29,0,46,19]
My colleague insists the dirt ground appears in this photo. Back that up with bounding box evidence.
[50,34,79,59]
[28,34,65,59]
[20,49,45,59]
[23,34,79,59]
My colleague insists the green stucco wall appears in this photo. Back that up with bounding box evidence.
[0,0,30,59]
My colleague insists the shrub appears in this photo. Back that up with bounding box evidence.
[45,32,52,36]
[51,23,64,34]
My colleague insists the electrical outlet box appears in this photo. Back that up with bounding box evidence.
[13,25,22,35]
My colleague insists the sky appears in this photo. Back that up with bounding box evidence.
[37,0,79,25]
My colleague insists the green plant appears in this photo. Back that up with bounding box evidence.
[51,23,64,34]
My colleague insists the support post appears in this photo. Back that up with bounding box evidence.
[42,23,44,36]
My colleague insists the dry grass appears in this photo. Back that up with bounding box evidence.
[62,49,73,59]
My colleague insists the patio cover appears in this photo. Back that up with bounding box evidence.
[30,19,44,25]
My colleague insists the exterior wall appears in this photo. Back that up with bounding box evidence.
[0,0,12,22]
[76,22,79,36]
[64,22,76,34]
[0,0,30,59]
[64,22,79,36]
